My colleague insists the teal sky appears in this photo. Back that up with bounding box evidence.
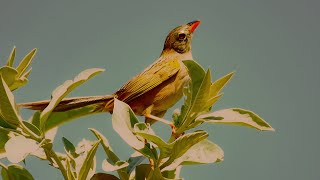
[1,1,319,179]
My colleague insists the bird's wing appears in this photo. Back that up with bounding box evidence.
[115,56,181,102]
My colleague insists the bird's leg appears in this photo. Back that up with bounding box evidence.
[144,114,173,126]
[144,107,175,130]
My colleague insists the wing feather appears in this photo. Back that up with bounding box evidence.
[116,56,180,102]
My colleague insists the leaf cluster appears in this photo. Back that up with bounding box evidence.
[0,48,274,179]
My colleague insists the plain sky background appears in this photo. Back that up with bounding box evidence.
[1,0,319,179]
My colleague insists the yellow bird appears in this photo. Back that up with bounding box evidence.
[19,20,201,124]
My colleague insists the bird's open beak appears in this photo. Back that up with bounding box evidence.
[188,20,201,33]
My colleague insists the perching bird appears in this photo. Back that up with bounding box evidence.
[19,20,200,123]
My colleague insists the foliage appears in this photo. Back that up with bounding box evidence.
[0,48,274,179]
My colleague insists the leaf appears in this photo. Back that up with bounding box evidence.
[0,116,15,129]
[16,48,37,77]
[43,105,99,131]
[0,130,9,156]
[62,137,78,158]
[9,78,29,91]
[135,128,172,159]
[39,68,104,132]
[90,173,120,180]
[1,164,34,180]
[210,72,234,97]
[135,164,151,180]
[89,128,120,163]
[102,159,129,172]
[0,76,21,126]
[160,131,208,169]
[89,128,130,179]
[127,154,145,174]
[0,67,18,87]
[112,99,144,150]
[198,108,274,131]
[78,140,100,180]
[5,135,39,163]
[163,139,224,171]
[66,159,76,180]
[6,47,16,67]
[175,60,212,133]
[162,168,183,180]
[22,121,41,136]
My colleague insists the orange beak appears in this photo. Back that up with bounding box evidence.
[188,20,201,33]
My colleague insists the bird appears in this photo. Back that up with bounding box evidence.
[19,20,201,125]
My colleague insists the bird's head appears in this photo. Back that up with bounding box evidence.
[162,20,200,54]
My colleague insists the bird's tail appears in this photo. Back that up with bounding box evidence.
[18,95,115,112]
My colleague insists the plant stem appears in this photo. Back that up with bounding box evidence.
[44,146,68,179]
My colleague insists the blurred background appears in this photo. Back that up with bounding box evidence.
[1,0,319,179]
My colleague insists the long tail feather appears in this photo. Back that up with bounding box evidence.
[18,95,114,112]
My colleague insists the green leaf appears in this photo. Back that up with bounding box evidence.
[1,164,34,180]
[0,116,15,129]
[176,60,212,133]
[62,137,78,158]
[39,68,104,132]
[4,135,39,163]
[89,128,120,163]
[21,67,32,79]
[102,160,129,172]
[90,129,130,180]
[160,131,208,169]
[16,48,36,77]
[135,164,151,180]
[163,139,224,171]
[127,154,145,174]
[78,140,100,180]
[66,159,76,180]
[210,72,234,97]
[44,105,99,131]
[162,168,182,180]
[0,130,9,156]
[198,108,274,131]
[9,78,29,91]
[6,47,16,67]
[22,121,41,136]
[135,128,172,159]
[0,67,18,87]
[91,173,120,180]
[0,76,21,126]
[112,99,144,150]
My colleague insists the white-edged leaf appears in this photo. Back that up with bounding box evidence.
[40,68,104,131]
[0,76,21,126]
[16,48,37,77]
[89,128,120,163]
[135,127,172,159]
[102,159,129,172]
[6,47,16,67]
[0,67,18,87]
[77,140,100,180]
[163,139,224,171]
[112,99,144,149]
[45,127,58,141]
[0,130,9,157]
[160,131,208,169]
[5,135,39,163]
[176,60,212,133]
[44,105,99,131]
[210,72,234,97]
[1,164,34,180]
[198,108,274,131]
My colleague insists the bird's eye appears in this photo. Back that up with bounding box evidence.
[178,33,186,40]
